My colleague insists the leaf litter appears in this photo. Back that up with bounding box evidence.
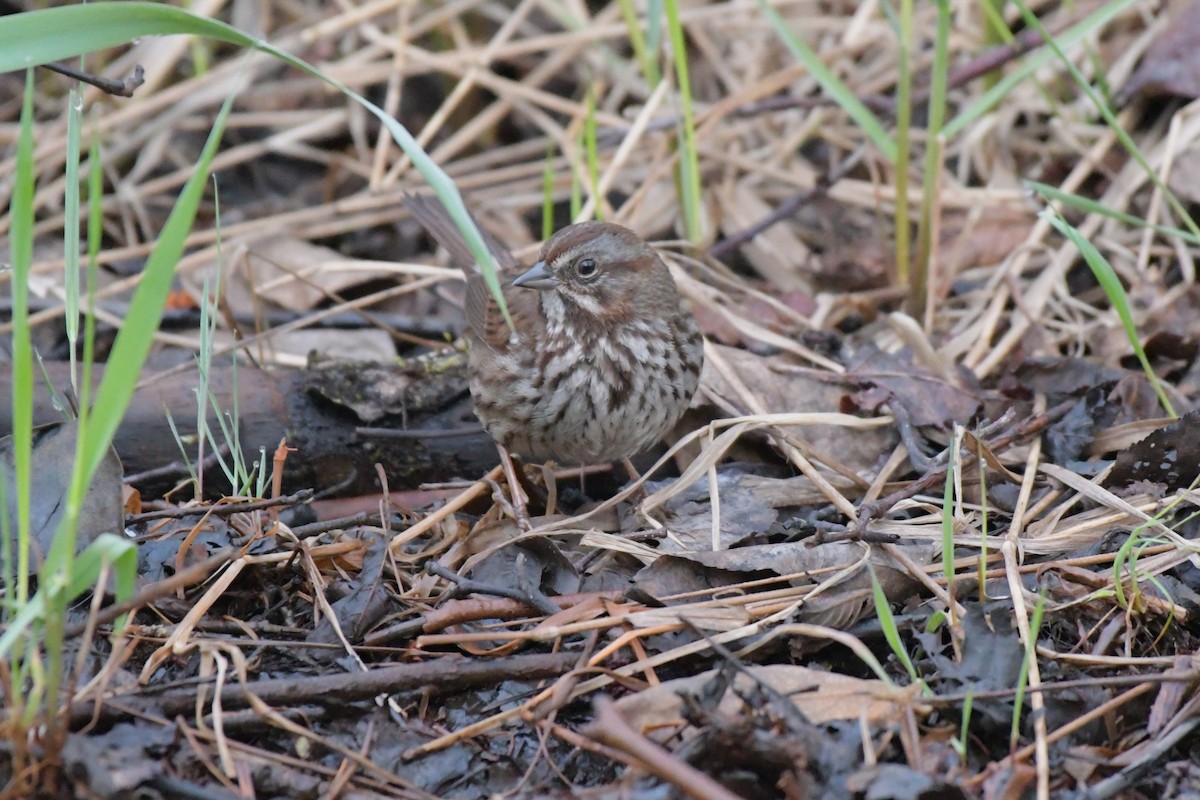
[3,1,1200,798]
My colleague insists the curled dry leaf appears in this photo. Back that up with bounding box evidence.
[614,664,924,735]
[632,541,931,602]
[1107,409,1200,493]
[843,346,983,430]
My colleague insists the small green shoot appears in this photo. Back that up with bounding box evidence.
[585,86,602,220]
[189,194,264,500]
[1010,585,1047,750]
[954,690,975,764]
[165,409,199,492]
[869,564,924,689]
[194,206,220,499]
[941,430,958,623]
[542,143,556,241]
[1110,482,1198,616]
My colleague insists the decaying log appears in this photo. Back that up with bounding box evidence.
[0,355,498,496]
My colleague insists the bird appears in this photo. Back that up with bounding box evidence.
[404,193,703,515]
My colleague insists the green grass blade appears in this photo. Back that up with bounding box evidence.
[542,144,555,241]
[646,0,664,61]
[663,0,704,243]
[1042,208,1176,418]
[164,409,199,491]
[617,0,660,85]
[757,0,896,163]
[869,564,919,685]
[0,535,135,658]
[585,87,602,221]
[82,135,103,409]
[944,0,1134,138]
[957,690,974,762]
[912,0,951,309]
[8,70,36,609]
[1026,181,1200,246]
[941,429,957,617]
[979,0,1013,48]
[64,88,83,394]
[1011,586,1047,749]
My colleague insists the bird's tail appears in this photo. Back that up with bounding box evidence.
[402,193,515,274]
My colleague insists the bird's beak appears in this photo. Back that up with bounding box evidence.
[512,261,558,290]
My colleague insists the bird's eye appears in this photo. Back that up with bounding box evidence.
[576,257,599,279]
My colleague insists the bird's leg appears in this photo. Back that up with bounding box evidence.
[497,443,533,531]
[620,456,651,505]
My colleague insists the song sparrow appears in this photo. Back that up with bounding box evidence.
[405,194,703,466]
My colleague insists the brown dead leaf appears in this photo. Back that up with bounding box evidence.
[844,346,983,430]
[123,484,142,516]
[636,466,779,552]
[614,664,921,735]
[1168,146,1200,205]
[700,344,896,473]
[633,540,932,601]
[797,197,893,292]
[216,236,400,316]
[1107,409,1200,493]
[1120,0,1200,102]
[935,204,1036,284]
